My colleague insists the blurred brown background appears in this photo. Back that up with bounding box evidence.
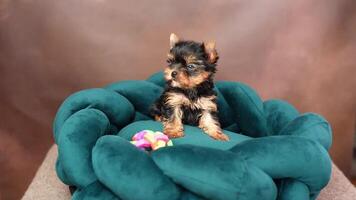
[0,0,355,199]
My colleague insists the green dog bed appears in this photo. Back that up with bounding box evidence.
[53,72,332,200]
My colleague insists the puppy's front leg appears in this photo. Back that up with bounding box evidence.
[163,107,185,138]
[199,111,229,141]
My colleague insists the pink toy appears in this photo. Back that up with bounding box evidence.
[130,130,173,151]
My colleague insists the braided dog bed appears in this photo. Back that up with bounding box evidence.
[53,72,332,200]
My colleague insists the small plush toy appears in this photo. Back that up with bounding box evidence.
[130,130,173,151]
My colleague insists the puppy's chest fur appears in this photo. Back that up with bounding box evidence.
[164,90,217,126]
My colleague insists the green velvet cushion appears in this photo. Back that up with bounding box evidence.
[53,72,332,200]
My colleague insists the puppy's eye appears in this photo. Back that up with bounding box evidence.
[186,64,196,70]
[166,59,173,64]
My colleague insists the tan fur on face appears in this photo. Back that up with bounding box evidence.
[164,66,190,88]
[171,70,211,89]
[188,71,211,87]
[164,67,174,81]
[176,72,191,88]
[184,54,204,65]
[184,55,197,64]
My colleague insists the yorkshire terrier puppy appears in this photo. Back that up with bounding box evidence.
[150,33,229,141]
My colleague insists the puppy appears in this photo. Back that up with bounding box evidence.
[150,33,229,141]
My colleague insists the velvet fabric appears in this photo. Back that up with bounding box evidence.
[53,72,332,200]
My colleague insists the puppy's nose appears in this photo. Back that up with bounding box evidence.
[171,71,178,78]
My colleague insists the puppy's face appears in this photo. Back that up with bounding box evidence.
[164,33,219,89]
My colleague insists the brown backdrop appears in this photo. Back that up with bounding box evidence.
[0,0,355,199]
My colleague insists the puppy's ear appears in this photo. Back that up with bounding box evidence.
[170,33,179,49]
[203,41,218,64]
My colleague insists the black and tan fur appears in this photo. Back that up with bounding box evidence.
[150,33,229,141]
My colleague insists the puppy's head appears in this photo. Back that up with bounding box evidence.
[164,33,219,89]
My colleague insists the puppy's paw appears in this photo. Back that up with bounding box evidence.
[164,129,185,139]
[210,132,229,141]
